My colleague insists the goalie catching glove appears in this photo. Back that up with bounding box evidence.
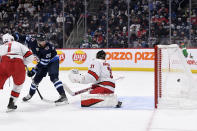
[68,69,85,83]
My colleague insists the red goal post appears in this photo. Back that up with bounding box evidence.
[154,44,197,109]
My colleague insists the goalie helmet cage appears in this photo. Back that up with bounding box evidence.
[154,44,197,109]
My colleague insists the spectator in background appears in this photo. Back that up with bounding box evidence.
[79,35,92,48]
[0,0,84,48]
[1,0,197,48]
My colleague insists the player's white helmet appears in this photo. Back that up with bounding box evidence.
[2,33,14,43]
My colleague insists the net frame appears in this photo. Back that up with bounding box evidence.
[154,44,197,109]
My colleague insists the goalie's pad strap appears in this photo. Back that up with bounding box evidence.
[81,94,118,108]
[98,81,115,88]
[81,99,104,107]
[92,81,115,93]
[90,86,114,94]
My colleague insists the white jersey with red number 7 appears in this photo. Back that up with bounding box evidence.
[0,41,33,65]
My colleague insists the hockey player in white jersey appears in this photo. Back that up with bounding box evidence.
[68,50,122,108]
[0,33,33,111]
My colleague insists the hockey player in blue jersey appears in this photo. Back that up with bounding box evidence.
[15,33,68,104]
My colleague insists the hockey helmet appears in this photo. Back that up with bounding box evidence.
[2,33,14,43]
[35,33,46,41]
[96,50,106,60]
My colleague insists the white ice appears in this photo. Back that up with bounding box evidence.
[0,71,197,131]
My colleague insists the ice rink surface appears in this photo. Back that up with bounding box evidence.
[1,71,197,131]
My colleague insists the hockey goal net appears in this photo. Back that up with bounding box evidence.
[154,44,197,109]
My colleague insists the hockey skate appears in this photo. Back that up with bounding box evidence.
[22,94,32,102]
[55,94,68,106]
[6,98,17,112]
[116,101,122,108]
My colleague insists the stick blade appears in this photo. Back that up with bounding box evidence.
[55,101,69,106]
[6,108,16,113]
[42,99,55,103]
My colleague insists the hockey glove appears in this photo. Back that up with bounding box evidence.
[68,69,84,83]
[27,68,37,77]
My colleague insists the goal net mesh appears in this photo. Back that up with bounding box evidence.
[155,44,197,109]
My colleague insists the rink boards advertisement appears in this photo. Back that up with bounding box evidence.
[28,48,197,73]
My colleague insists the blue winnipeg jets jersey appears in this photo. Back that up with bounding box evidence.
[25,36,59,69]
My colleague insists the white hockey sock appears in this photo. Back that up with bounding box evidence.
[11,84,23,102]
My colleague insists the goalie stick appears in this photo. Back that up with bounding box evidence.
[25,65,54,103]
[63,76,125,96]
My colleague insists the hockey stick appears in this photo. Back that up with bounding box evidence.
[25,65,54,103]
[63,76,125,96]
[63,84,91,96]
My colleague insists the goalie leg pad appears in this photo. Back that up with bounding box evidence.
[81,94,119,108]
[90,86,114,94]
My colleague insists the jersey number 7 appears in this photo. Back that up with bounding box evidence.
[7,43,12,52]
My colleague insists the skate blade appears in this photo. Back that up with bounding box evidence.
[116,101,122,108]
[6,108,16,113]
[55,101,69,106]
[42,99,55,103]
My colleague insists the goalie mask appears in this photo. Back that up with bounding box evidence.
[96,50,106,60]
[2,33,14,44]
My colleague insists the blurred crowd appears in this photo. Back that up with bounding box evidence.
[0,0,197,48]
[80,0,197,48]
[0,0,84,47]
